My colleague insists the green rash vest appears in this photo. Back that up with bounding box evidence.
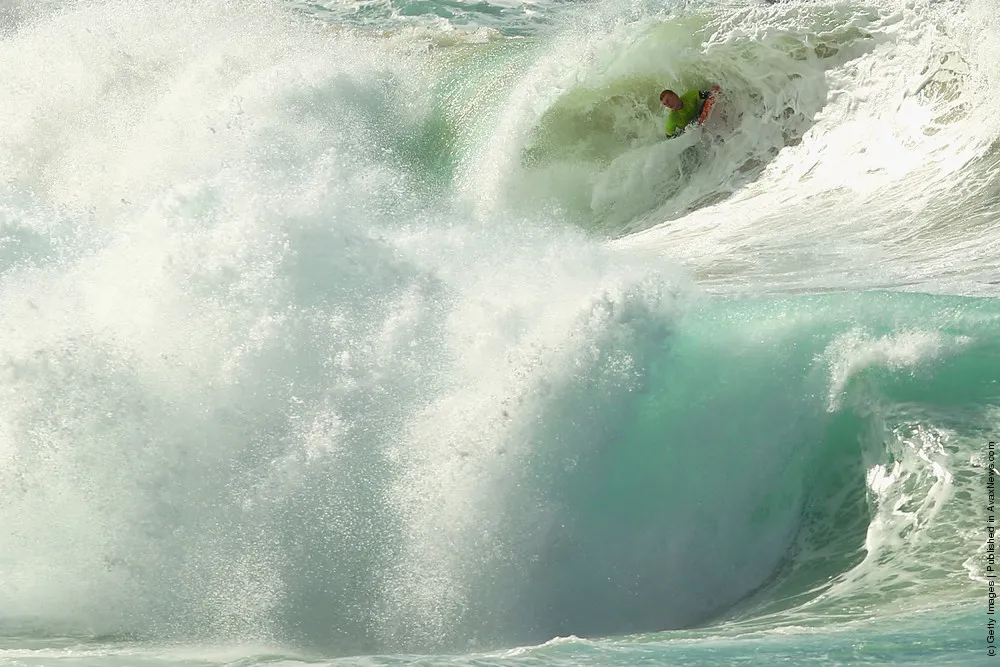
[664,89,703,137]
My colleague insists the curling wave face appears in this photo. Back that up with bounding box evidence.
[0,0,999,658]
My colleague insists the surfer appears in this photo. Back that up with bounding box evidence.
[660,88,716,138]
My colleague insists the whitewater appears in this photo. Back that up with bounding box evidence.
[0,0,997,664]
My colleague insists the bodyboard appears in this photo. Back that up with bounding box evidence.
[698,86,722,125]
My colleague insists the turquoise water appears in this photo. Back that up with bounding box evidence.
[1,0,998,664]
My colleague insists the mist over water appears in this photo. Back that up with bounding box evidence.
[0,0,998,663]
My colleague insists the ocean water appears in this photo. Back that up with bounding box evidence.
[1,0,998,664]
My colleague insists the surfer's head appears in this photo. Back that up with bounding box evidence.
[660,89,682,110]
